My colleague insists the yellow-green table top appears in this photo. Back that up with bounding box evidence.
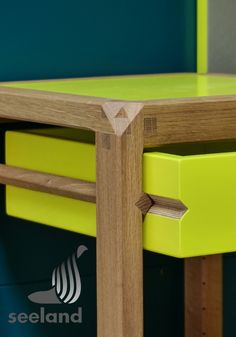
[2,73,236,101]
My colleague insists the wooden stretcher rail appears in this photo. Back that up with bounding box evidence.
[0,164,96,203]
[0,164,186,219]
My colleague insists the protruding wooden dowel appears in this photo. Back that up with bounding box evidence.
[0,164,96,203]
[136,194,187,219]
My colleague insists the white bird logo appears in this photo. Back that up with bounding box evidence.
[28,245,88,304]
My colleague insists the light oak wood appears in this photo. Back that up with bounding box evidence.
[148,195,187,219]
[135,192,153,215]
[1,87,236,146]
[136,194,187,219]
[143,95,236,146]
[0,164,96,203]
[0,87,113,133]
[96,109,144,337]
[185,255,223,337]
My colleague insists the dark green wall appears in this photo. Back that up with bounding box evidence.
[0,1,197,336]
[0,0,196,81]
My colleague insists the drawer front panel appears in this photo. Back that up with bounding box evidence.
[6,129,236,257]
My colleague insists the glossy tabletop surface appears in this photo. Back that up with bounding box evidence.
[2,73,236,101]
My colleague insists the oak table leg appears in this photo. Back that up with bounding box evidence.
[96,112,144,337]
[185,255,223,337]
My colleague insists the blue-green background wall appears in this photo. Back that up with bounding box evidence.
[0,0,198,336]
[0,0,196,81]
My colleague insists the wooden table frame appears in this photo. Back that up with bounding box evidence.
[0,86,233,337]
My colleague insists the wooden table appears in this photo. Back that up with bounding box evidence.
[1,73,236,337]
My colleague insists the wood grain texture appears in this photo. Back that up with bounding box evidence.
[185,255,223,337]
[0,86,236,146]
[135,193,153,215]
[148,195,187,219]
[143,95,236,145]
[0,87,114,133]
[136,194,187,218]
[96,110,144,337]
[0,164,96,203]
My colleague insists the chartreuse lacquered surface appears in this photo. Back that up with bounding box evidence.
[6,129,96,237]
[3,74,236,101]
[197,0,208,73]
[6,129,236,258]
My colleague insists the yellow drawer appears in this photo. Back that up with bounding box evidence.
[6,129,236,257]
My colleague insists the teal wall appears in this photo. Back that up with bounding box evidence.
[0,0,196,81]
[0,0,197,336]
